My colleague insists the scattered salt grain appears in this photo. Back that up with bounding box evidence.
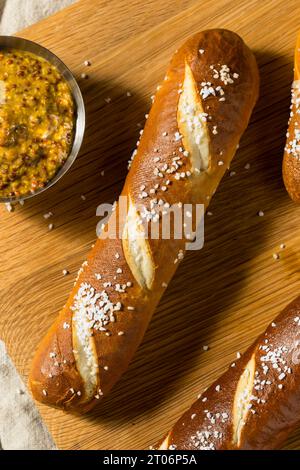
[5,202,13,212]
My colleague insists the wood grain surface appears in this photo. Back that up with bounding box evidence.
[1,0,300,450]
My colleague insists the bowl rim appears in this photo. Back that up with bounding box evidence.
[0,35,86,204]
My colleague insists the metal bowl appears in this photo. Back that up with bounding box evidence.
[0,35,86,204]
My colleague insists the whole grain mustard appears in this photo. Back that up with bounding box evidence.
[0,49,75,198]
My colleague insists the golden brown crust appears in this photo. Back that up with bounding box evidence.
[29,29,259,412]
[283,32,300,202]
[155,297,300,450]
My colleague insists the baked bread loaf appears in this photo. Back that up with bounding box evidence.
[29,29,259,412]
[156,297,300,450]
[283,32,300,202]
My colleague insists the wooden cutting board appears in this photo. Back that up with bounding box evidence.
[1,0,300,450]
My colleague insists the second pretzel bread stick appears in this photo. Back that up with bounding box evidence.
[29,29,259,412]
[156,297,300,450]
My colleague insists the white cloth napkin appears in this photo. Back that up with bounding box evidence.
[0,0,76,35]
[0,341,56,449]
